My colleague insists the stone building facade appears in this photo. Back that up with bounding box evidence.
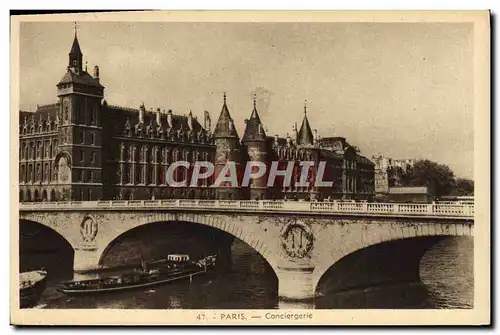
[18,30,375,202]
[372,154,416,194]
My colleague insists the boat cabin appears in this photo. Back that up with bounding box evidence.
[167,254,190,262]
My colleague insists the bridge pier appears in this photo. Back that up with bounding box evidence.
[276,265,315,301]
[73,248,101,274]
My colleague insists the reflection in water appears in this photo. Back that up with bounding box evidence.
[23,236,472,309]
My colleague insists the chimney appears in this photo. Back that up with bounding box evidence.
[204,111,211,132]
[139,102,145,123]
[93,65,100,83]
[156,108,162,124]
[187,110,193,130]
[167,110,173,128]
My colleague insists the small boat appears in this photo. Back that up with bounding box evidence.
[57,254,216,295]
[20,270,47,308]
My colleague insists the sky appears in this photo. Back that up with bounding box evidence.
[18,21,473,179]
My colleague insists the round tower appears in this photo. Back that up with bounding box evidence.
[212,93,242,200]
[241,94,269,200]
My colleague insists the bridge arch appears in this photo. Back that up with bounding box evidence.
[312,222,474,292]
[96,212,279,274]
[19,216,76,250]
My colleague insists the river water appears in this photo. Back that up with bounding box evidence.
[27,236,473,309]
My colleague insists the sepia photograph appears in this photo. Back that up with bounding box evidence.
[10,10,490,325]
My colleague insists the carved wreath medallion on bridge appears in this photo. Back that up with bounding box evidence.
[280,220,314,259]
[80,216,98,244]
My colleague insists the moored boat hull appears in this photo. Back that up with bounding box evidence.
[57,268,211,295]
[20,270,47,308]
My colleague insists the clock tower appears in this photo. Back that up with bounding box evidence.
[55,28,105,201]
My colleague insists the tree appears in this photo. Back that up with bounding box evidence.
[453,178,474,196]
[400,160,456,197]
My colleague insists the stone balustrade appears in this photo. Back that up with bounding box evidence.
[18,199,475,218]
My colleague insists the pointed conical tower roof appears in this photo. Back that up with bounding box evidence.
[213,93,239,139]
[67,23,84,74]
[242,94,267,142]
[297,101,314,146]
[69,31,82,57]
[57,25,104,92]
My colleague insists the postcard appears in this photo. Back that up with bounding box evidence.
[10,10,490,325]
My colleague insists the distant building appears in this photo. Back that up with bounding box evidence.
[386,187,431,203]
[18,29,375,202]
[372,154,416,194]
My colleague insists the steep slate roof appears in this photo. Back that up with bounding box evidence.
[297,110,314,146]
[213,94,239,139]
[319,150,345,160]
[356,155,375,165]
[58,69,104,88]
[242,97,267,142]
[19,103,60,125]
[69,34,82,56]
[103,104,205,134]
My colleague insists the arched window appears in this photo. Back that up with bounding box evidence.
[136,165,143,184]
[35,164,41,181]
[28,165,33,182]
[19,190,24,202]
[148,166,154,185]
[44,163,50,181]
[123,164,129,184]
[50,189,57,201]
[20,165,25,182]
[89,107,95,125]
[27,190,32,202]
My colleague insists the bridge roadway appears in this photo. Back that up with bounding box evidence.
[19,200,474,301]
[20,199,474,218]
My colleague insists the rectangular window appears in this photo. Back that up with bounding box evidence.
[80,150,85,163]
[91,152,96,163]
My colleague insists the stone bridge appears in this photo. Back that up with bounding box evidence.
[19,199,474,301]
